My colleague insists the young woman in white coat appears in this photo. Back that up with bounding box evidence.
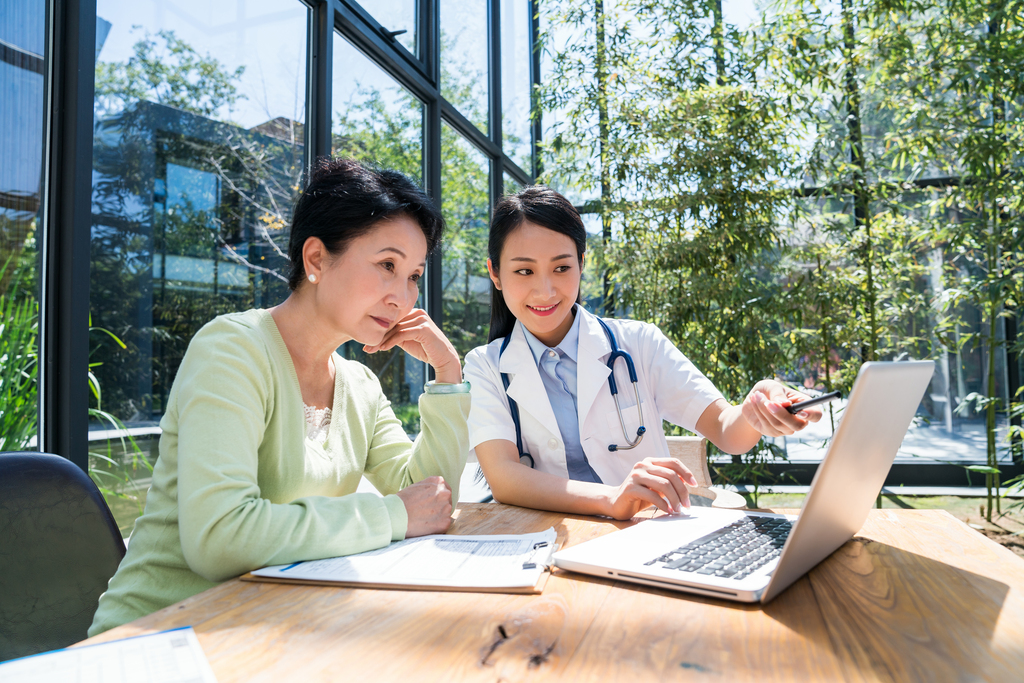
[463,186,823,520]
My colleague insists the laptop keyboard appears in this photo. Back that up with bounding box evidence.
[644,516,793,580]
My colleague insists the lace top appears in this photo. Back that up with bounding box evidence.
[304,404,332,445]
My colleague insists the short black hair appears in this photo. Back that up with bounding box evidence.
[287,158,445,290]
[487,186,587,342]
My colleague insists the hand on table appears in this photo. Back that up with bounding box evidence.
[605,457,699,520]
[363,308,462,384]
[397,476,453,537]
[741,380,823,437]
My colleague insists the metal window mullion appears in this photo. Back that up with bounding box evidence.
[424,0,443,349]
[489,0,503,203]
[528,0,541,180]
[420,0,437,84]
[440,100,500,158]
[306,0,334,172]
[40,0,96,469]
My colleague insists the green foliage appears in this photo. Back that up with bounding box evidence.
[439,128,491,355]
[540,0,1024,499]
[0,249,39,451]
[391,404,422,436]
[95,29,245,119]
[760,0,1023,518]
[712,441,790,509]
[88,318,153,526]
[756,0,937,389]
[854,0,1024,520]
[540,0,803,481]
[0,227,150,524]
[333,88,423,181]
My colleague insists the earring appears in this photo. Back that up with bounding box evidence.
[308,273,317,283]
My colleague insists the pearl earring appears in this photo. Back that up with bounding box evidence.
[308,273,317,283]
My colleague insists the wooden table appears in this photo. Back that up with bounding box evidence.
[81,504,1024,682]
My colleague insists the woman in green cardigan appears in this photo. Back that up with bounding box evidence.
[89,158,469,635]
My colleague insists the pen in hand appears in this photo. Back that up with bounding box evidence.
[785,390,841,414]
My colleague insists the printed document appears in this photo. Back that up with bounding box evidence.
[252,527,557,589]
[0,626,217,683]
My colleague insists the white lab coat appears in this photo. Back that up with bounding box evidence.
[464,306,724,486]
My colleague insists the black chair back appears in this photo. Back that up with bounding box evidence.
[0,452,126,661]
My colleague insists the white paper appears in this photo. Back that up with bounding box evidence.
[252,527,558,589]
[0,627,217,683]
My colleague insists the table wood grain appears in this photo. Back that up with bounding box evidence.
[79,504,1024,682]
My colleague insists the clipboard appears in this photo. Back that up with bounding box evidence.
[241,566,553,594]
[241,528,559,595]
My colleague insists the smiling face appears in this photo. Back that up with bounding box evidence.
[487,220,583,347]
[306,215,427,346]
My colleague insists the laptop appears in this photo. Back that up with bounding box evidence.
[553,360,935,603]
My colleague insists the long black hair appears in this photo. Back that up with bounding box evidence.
[487,186,588,342]
[287,158,445,290]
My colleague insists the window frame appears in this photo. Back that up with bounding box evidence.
[40,0,541,468]
[331,0,535,325]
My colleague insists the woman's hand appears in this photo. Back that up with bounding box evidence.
[363,308,462,384]
[396,476,453,537]
[741,380,823,437]
[604,457,699,520]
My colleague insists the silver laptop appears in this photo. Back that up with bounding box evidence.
[553,360,935,603]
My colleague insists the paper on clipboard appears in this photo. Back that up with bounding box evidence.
[246,527,558,593]
[0,626,217,683]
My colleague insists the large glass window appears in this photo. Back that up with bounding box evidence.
[89,0,307,535]
[0,0,44,452]
[17,0,542,513]
[440,0,489,134]
[332,33,427,434]
[500,0,532,171]
[441,123,491,359]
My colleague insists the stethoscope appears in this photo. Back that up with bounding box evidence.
[499,317,647,469]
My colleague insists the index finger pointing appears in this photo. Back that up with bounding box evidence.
[651,458,699,488]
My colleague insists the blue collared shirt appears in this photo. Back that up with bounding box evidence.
[521,308,603,483]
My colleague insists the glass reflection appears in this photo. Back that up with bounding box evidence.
[0,0,44,451]
[441,123,491,360]
[90,0,307,533]
[440,0,489,134]
[333,33,426,432]
[501,0,532,171]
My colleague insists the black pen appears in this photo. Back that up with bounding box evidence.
[785,390,841,414]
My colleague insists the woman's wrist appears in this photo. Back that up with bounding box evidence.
[595,486,617,518]
[431,361,462,385]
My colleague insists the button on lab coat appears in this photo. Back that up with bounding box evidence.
[464,307,724,486]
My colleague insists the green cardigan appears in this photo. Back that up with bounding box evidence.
[89,309,469,636]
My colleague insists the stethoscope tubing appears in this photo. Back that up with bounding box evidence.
[499,317,646,467]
